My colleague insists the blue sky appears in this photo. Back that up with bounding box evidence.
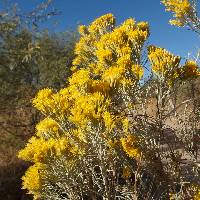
[9,0,200,58]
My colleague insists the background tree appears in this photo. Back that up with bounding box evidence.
[0,1,77,199]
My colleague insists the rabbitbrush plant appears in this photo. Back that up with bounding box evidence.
[19,10,200,200]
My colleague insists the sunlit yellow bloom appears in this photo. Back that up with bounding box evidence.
[161,0,193,27]
[72,13,149,86]
[89,80,110,93]
[69,93,110,126]
[71,128,86,142]
[74,37,92,55]
[137,22,150,33]
[88,13,116,34]
[32,88,72,118]
[52,90,72,118]
[191,184,200,200]
[96,48,114,64]
[22,163,45,198]
[121,134,141,158]
[67,85,82,100]
[32,88,54,113]
[180,60,200,79]
[121,18,136,30]
[72,56,85,69]
[122,117,129,133]
[148,45,180,78]
[78,25,88,36]
[169,19,185,26]
[107,138,119,148]
[53,137,81,156]
[132,64,144,79]
[18,137,55,162]
[18,136,80,163]
[19,14,152,197]
[103,65,126,87]
[128,29,149,45]
[69,68,91,88]
[103,111,116,131]
[116,56,132,68]
[36,118,59,138]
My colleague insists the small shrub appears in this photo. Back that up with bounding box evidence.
[19,13,200,200]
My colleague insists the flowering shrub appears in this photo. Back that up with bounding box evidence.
[161,0,200,35]
[19,13,200,199]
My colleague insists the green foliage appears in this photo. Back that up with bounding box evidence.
[35,31,78,89]
[0,29,77,102]
[0,2,77,200]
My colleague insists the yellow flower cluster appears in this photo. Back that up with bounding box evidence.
[102,65,126,87]
[19,14,200,199]
[190,184,200,200]
[194,187,200,200]
[32,14,150,133]
[103,111,116,131]
[69,92,111,127]
[69,68,91,87]
[72,14,116,71]
[180,60,200,79]
[132,64,144,79]
[19,14,151,198]
[32,88,54,114]
[89,80,110,93]
[73,14,148,85]
[18,136,79,163]
[120,134,141,158]
[32,88,72,118]
[21,163,44,199]
[36,118,59,138]
[18,115,83,198]
[148,45,200,83]
[161,0,193,26]
[88,13,116,35]
[148,45,180,77]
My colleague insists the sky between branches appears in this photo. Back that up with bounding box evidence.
[10,0,200,58]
